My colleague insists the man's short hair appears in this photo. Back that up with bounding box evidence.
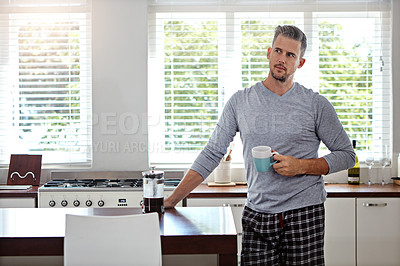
[272,25,307,58]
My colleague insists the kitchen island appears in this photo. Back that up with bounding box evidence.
[0,207,237,266]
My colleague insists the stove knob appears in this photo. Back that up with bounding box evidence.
[98,200,105,207]
[85,200,92,207]
[49,200,56,207]
[61,200,68,207]
[73,200,80,207]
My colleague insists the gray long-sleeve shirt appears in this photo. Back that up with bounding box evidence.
[191,81,355,213]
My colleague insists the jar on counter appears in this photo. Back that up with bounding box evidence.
[142,167,164,214]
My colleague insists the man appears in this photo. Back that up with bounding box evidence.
[165,25,355,265]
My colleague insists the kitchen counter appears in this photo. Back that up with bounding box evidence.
[324,183,400,197]
[0,186,39,207]
[186,183,400,198]
[0,185,39,198]
[1,183,399,200]
[0,207,237,266]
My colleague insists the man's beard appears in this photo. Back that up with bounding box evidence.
[271,70,287,82]
[270,64,288,82]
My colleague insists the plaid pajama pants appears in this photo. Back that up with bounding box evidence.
[241,203,325,266]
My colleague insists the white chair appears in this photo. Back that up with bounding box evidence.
[64,212,162,266]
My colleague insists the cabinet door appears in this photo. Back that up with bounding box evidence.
[357,198,400,266]
[325,198,356,266]
[0,197,36,208]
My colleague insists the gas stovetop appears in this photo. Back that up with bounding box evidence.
[39,178,181,191]
[42,179,143,188]
[38,178,182,208]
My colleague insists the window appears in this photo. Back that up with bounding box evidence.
[0,1,92,165]
[148,0,392,164]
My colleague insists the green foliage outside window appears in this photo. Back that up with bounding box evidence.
[162,19,376,153]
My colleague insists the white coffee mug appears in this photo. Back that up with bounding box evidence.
[252,146,279,172]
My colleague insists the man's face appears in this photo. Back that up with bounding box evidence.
[267,35,305,83]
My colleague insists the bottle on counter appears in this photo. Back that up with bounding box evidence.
[348,140,360,185]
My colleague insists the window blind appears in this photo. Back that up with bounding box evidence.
[148,0,392,164]
[0,0,92,165]
[162,13,221,152]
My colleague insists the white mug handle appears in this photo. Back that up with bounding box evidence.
[271,151,279,164]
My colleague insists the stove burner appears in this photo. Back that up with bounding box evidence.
[119,179,143,188]
[43,179,92,188]
[42,178,179,189]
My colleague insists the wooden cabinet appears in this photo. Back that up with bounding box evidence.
[325,198,356,266]
[357,198,400,266]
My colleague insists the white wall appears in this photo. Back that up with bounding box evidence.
[91,0,148,171]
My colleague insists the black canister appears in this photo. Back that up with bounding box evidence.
[142,166,164,213]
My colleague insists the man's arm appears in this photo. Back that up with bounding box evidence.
[164,169,204,208]
[165,94,239,208]
[272,154,329,177]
